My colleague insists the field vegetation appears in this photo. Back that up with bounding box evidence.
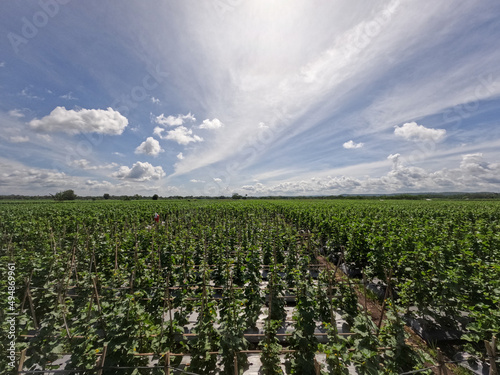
[1,199,498,374]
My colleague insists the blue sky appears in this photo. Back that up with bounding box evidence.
[1,0,500,196]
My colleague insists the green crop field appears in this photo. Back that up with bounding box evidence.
[1,199,499,374]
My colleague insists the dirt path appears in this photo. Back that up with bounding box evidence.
[316,255,462,375]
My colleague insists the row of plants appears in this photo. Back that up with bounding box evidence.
[2,199,496,373]
[275,199,500,362]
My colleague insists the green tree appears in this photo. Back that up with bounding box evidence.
[103,193,110,200]
[53,190,77,201]
[152,194,159,200]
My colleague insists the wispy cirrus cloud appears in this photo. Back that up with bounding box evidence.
[1,1,500,196]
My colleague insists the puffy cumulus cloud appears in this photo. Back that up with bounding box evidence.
[213,178,222,183]
[155,112,195,126]
[199,118,224,129]
[343,140,364,149]
[177,152,184,160]
[387,153,401,169]
[112,161,165,181]
[135,137,163,156]
[151,97,160,104]
[190,179,205,183]
[69,159,118,170]
[155,126,203,145]
[29,107,128,135]
[394,122,446,142]
[9,136,29,143]
[459,153,489,174]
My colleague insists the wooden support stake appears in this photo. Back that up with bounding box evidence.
[114,241,118,271]
[20,270,33,312]
[437,348,447,375]
[362,274,368,317]
[485,337,498,375]
[164,351,171,375]
[314,357,321,375]
[27,287,38,330]
[96,344,107,375]
[92,277,106,331]
[234,354,238,375]
[377,270,393,332]
[18,348,27,373]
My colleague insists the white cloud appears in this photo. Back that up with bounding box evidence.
[70,159,91,169]
[29,107,128,135]
[69,159,119,170]
[153,126,164,138]
[343,140,364,149]
[394,122,446,142]
[36,134,52,142]
[9,136,29,143]
[19,87,43,100]
[155,112,195,126]
[190,179,205,183]
[199,118,224,129]
[258,122,269,129]
[59,92,78,100]
[238,153,500,195]
[8,109,24,118]
[387,153,402,172]
[135,137,163,156]
[213,178,222,183]
[0,160,71,190]
[459,153,490,174]
[0,62,5,68]
[112,161,165,181]
[151,97,160,104]
[156,126,203,145]
[177,152,184,160]
[85,180,114,189]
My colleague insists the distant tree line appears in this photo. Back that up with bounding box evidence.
[1,192,499,201]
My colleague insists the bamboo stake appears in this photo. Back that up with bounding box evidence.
[92,276,106,331]
[18,348,26,373]
[485,337,498,375]
[377,269,393,332]
[27,286,38,330]
[314,357,321,375]
[164,351,170,375]
[96,344,107,375]
[114,240,118,271]
[20,270,33,312]
[362,274,368,318]
[437,348,447,375]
